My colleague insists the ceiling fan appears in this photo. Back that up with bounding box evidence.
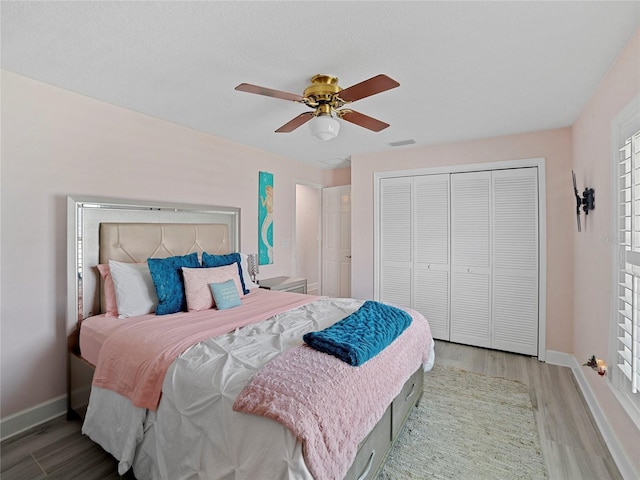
[235,74,400,141]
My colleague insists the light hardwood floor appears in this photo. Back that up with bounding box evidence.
[434,341,622,480]
[1,341,623,479]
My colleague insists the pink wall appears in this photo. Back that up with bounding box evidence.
[0,71,331,418]
[572,29,640,471]
[323,166,351,187]
[350,128,574,353]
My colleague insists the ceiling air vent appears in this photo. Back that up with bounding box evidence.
[387,139,416,147]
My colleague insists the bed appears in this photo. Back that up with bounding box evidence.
[66,196,434,480]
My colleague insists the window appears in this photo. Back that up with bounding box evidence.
[611,97,640,425]
[616,131,640,390]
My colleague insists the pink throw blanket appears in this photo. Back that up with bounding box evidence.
[233,307,432,480]
[92,289,318,410]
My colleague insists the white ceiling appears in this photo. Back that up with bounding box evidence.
[2,1,639,169]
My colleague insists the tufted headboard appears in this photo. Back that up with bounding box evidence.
[99,223,230,263]
[67,196,240,337]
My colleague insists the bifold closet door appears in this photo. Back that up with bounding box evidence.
[378,166,539,356]
[491,168,539,355]
[450,171,492,348]
[414,174,450,340]
[379,177,412,308]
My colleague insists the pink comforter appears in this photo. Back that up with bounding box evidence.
[233,306,432,480]
[92,289,317,410]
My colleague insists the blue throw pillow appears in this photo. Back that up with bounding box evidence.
[209,279,242,310]
[201,252,249,294]
[148,252,200,315]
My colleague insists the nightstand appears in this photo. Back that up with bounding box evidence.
[259,276,307,294]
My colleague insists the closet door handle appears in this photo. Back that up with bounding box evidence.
[467,268,472,273]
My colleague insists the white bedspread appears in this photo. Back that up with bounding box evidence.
[82,297,435,480]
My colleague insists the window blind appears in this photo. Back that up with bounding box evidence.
[617,130,640,393]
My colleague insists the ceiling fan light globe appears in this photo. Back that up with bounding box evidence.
[309,115,340,141]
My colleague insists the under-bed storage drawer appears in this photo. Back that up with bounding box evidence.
[391,367,424,439]
[344,406,392,480]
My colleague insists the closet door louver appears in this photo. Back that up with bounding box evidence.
[492,168,539,355]
[379,178,412,308]
[450,171,492,348]
[414,174,450,339]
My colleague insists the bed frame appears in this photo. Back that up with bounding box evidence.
[66,195,423,480]
[66,196,240,416]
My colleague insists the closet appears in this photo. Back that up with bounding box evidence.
[377,166,540,356]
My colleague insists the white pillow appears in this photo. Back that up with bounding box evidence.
[240,253,260,290]
[108,260,158,318]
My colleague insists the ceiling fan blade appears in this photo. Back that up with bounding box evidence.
[235,83,304,102]
[275,112,314,133]
[339,110,390,132]
[337,74,400,103]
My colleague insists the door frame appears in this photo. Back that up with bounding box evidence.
[293,181,323,295]
[373,157,547,360]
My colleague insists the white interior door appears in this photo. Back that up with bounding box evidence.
[322,185,351,297]
[379,178,412,307]
[491,168,539,355]
[414,174,450,340]
[450,171,492,348]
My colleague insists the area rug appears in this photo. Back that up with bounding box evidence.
[377,365,547,480]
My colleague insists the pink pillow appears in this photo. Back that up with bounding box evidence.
[182,265,244,312]
[96,264,118,317]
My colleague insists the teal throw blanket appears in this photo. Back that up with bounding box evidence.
[302,300,412,366]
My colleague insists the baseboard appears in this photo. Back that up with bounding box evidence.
[543,350,574,367]
[545,350,639,480]
[0,394,67,442]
